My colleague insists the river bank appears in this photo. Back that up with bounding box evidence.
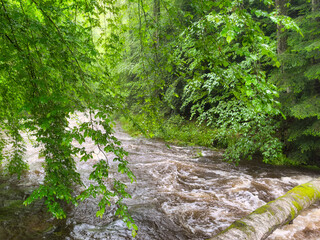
[1,114,320,239]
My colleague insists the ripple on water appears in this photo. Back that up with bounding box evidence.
[1,115,320,240]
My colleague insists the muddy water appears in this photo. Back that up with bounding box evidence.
[1,114,320,239]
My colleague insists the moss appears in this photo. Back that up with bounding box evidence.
[286,183,320,220]
[284,182,320,221]
[231,221,248,229]
[218,220,255,237]
[290,200,303,219]
[288,183,320,200]
[292,200,303,211]
[252,204,275,215]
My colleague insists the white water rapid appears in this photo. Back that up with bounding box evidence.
[1,113,320,239]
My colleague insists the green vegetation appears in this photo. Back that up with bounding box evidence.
[116,0,320,167]
[0,0,137,234]
[1,0,320,237]
[271,0,320,166]
[118,114,218,147]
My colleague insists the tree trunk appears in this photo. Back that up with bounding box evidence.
[153,0,160,49]
[209,178,320,240]
[275,0,289,92]
[275,0,288,55]
[312,0,319,12]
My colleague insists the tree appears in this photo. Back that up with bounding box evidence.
[175,0,285,163]
[272,0,320,165]
[119,0,303,163]
[276,0,288,55]
[0,0,137,235]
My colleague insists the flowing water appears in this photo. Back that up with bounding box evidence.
[1,114,320,240]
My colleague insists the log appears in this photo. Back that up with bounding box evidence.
[209,178,320,240]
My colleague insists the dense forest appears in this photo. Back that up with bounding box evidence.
[117,0,320,167]
[0,0,319,235]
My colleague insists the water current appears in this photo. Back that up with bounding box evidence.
[1,113,320,240]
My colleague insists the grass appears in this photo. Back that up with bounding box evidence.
[117,114,219,148]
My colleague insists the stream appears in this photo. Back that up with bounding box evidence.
[1,113,320,239]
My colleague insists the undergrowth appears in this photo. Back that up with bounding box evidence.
[117,114,219,148]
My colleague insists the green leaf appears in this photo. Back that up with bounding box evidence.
[132,229,137,238]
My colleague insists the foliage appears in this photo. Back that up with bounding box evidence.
[117,0,302,164]
[119,113,218,148]
[272,0,320,165]
[1,0,320,237]
[0,0,137,233]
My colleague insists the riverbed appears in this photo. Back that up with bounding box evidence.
[1,113,320,239]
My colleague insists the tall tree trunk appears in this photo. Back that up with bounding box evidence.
[275,0,289,93]
[275,0,288,55]
[152,0,161,99]
[209,178,320,240]
[312,0,319,12]
[153,0,160,49]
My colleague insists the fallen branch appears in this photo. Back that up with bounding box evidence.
[210,177,320,240]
